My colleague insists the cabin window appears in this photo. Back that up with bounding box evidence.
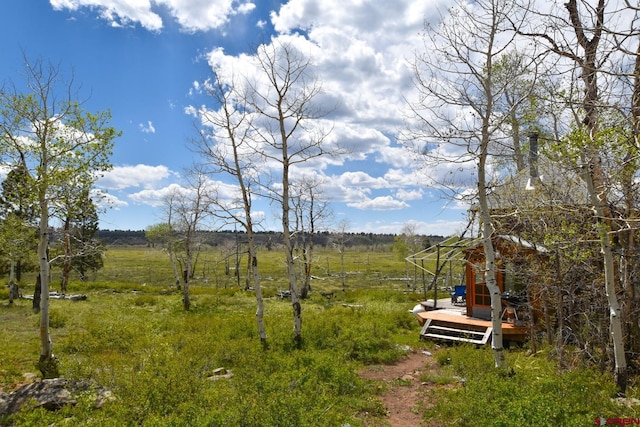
[474,263,484,284]
[504,261,526,294]
[472,263,492,306]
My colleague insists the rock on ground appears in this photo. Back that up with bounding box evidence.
[0,378,113,416]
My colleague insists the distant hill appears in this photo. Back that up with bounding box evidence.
[96,229,446,250]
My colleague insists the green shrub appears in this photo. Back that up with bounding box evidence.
[132,293,158,306]
[423,346,632,426]
[48,308,68,329]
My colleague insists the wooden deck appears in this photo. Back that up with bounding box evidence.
[417,311,527,336]
[416,303,529,344]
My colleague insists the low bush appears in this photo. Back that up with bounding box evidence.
[423,345,636,426]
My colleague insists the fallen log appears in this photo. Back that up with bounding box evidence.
[23,292,87,301]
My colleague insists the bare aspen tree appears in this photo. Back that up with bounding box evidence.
[616,2,640,360]
[146,220,181,289]
[170,170,211,311]
[518,0,630,394]
[163,191,183,289]
[0,57,117,377]
[193,71,268,342]
[245,41,334,343]
[291,177,330,299]
[409,0,538,368]
[333,219,351,292]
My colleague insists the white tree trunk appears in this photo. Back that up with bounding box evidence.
[602,231,627,393]
[8,259,17,304]
[584,157,627,393]
[37,200,57,378]
[283,225,302,341]
[247,236,267,342]
[478,147,506,369]
[282,163,302,342]
[168,243,180,288]
[183,244,192,310]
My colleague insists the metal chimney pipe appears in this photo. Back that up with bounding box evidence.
[528,132,539,179]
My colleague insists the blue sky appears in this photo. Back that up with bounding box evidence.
[0,0,470,236]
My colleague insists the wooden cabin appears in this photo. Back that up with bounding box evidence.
[413,136,590,345]
[463,235,548,321]
[414,235,546,344]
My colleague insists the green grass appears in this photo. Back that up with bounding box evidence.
[1,287,415,426]
[1,246,638,426]
[422,345,635,426]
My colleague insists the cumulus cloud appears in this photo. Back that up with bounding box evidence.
[128,182,184,207]
[348,195,409,211]
[93,190,129,210]
[126,175,243,209]
[97,164,172,190]
[50,0,164,31]
[56,0,480,233]
[50,0,256,32]
[0,164,12,180]
[360,218,467,236]
[159,0,254,32]
[337,171,390,190]
[347,196,409,211]
[396,188,423,201]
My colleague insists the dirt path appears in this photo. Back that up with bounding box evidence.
[359,349,441,427]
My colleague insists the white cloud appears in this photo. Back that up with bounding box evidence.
[338,171,390,190]
[50,0,256,32]
[0,164,12,180]
[348,195,409,211]
[93,190,128,209]
[97,164,172,190]
[139,120,156,133]
[383,168,420,188]
[129,182,184,207]
[377,145,417,169]
[396,188,423,201]
[236,2,256,14]
[50,0,164,31]
[158,0,253,32]
[269,0,453,129]
[128,176,244,210]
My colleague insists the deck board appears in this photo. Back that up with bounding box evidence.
[417,311,527,336]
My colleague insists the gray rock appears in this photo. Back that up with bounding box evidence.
[0,378,113,416]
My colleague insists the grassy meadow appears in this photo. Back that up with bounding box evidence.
[0,246,636,426]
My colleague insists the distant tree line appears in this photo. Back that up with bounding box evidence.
[97,228,444,251]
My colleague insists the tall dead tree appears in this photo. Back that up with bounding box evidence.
[518,0,628,394]
[170,171,211,311]
[245,40,334,343]
[291,177,330,299]
[193,71,268,342]
[409,0,539,368]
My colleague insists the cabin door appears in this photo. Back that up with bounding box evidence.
[467,261,503,320]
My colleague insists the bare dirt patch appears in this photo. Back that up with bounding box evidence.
[359,349,443,427]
